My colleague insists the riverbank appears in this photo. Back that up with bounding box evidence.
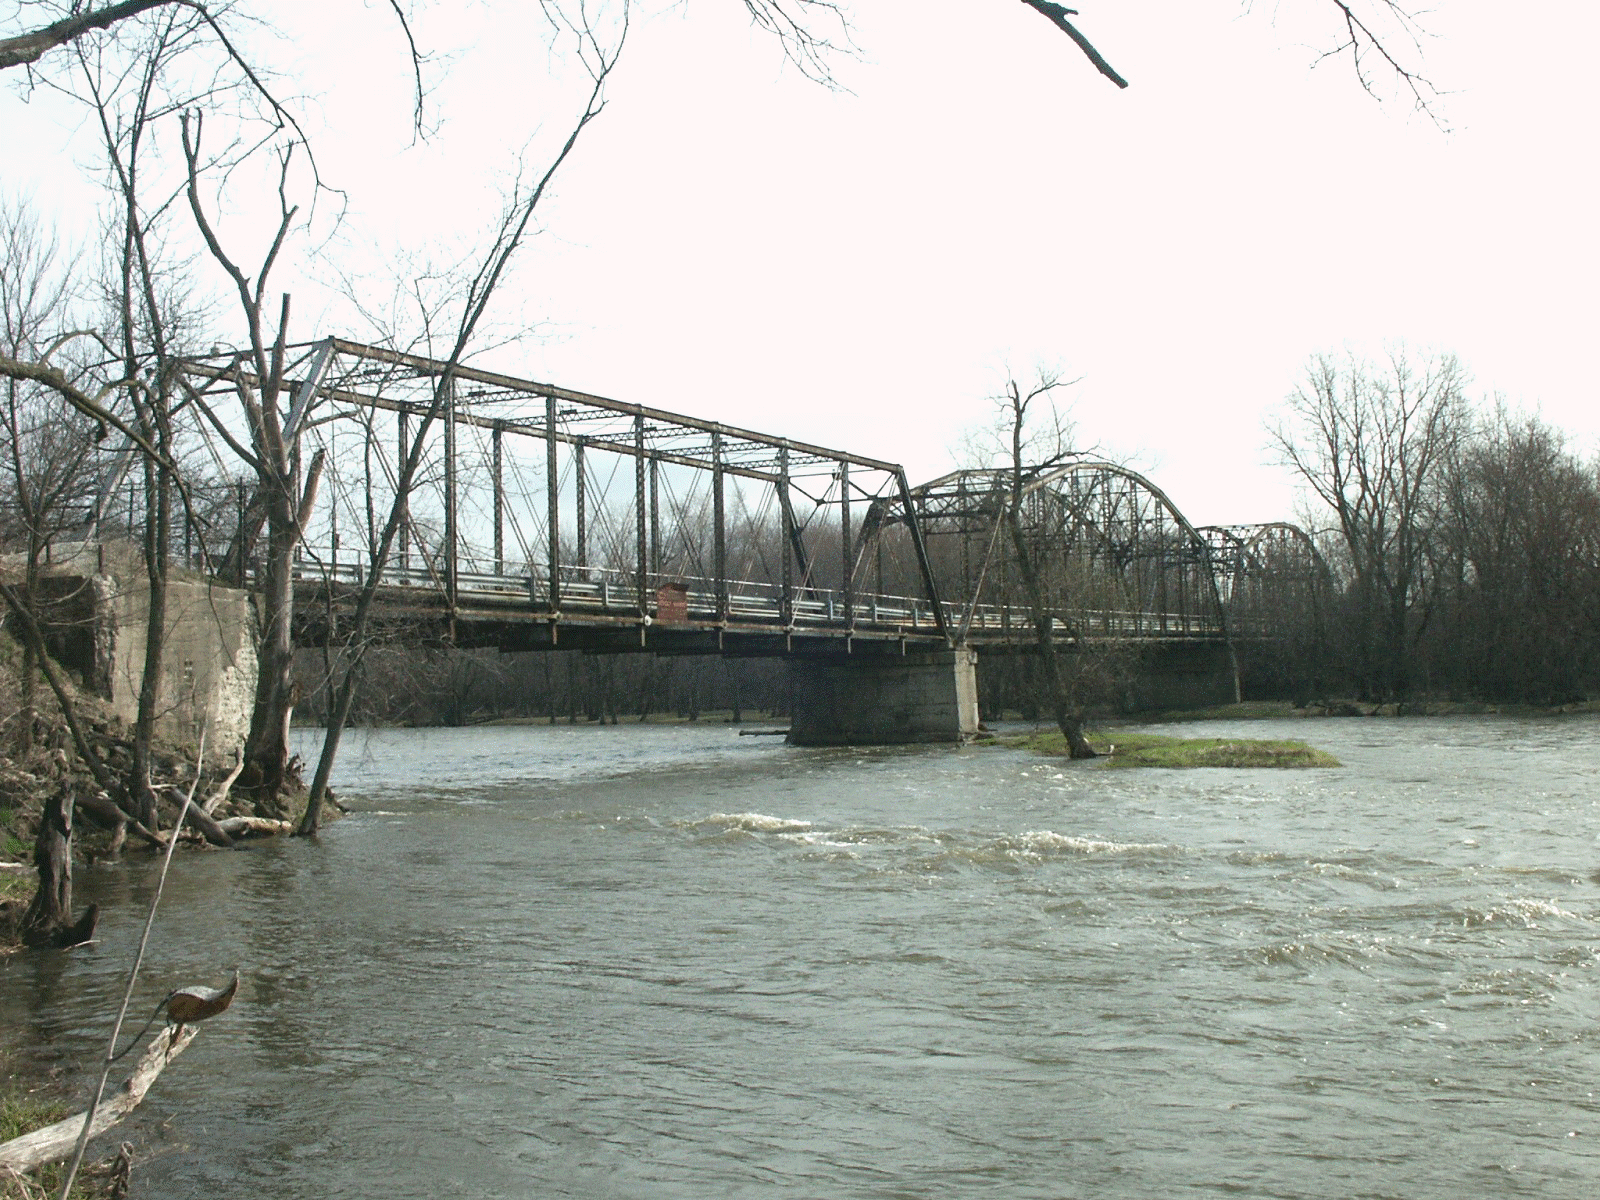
[1126,697,1600,722]
[0,624,285,950]
[1,1041,122,1199]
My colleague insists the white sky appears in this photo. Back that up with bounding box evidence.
[8,0,1598,527]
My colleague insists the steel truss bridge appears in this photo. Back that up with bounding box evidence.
[173,339,1330,657]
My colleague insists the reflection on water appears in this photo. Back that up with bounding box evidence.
[4,716,1600,1198]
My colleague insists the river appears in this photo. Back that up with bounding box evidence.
[4,715,1599,1198]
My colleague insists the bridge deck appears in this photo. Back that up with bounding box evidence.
[288,556,1228,655]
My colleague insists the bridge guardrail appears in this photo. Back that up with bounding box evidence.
[280,549,1224,642]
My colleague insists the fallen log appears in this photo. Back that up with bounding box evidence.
[73,792,161,849]
[181,803,236,848]
[213,815,293,839]
[0,1024,197,1175]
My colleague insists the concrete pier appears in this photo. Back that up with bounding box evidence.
[787,648,980,746]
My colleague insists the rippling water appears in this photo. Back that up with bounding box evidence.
[5,716,1600,1198]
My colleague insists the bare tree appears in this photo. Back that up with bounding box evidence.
[1268,347,1466,702]
[176,114,329,813]
[297,1,629,833]
[1434,409,1600,703]
[986,370,1100,757]
[87,19,186,828]
[0,201,102,756]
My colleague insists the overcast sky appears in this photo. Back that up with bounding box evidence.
[9,1,1598,529]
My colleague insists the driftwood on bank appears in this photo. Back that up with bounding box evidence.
[211,815,293,839]
[201,751,245,816]
[171,815,291,841]
[74,791,161,849]
[176,801,235,848]
[0,1024,198,1176]
[151,750,247,846]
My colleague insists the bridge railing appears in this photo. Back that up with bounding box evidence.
[287,551,952,632]
[282,546,1225,643]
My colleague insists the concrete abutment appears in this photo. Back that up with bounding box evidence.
[788,639,1238,745]
[13,541,257,765]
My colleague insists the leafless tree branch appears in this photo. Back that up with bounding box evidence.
[0,0,177,70]
[739,0,854,86]
[1313,0,1441,123]
[384,0,428,136]
[1015,0,1128,88]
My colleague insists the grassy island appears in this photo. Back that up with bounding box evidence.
[1006,729,1341,769]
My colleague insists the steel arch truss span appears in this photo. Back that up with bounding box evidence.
[180,338,953,652]
[907,462,1230,644]
[1198,522,1334,638]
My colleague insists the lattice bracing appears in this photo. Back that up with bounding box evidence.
[907,462,1230,642]
[179,338,953,647]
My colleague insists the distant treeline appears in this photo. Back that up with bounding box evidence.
[1263,353,1600,706]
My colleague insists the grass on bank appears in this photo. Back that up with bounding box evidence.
[1006,729,1341,768]
[0,1077,115,1200]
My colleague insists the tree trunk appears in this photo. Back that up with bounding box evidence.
[129,456,169,830]
[298,649,364,836]
[244,501,298,814]
[16,635,37,756]
[22,785,98,949]
[1006,508,1097,759]
[1036,616,1099,758]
